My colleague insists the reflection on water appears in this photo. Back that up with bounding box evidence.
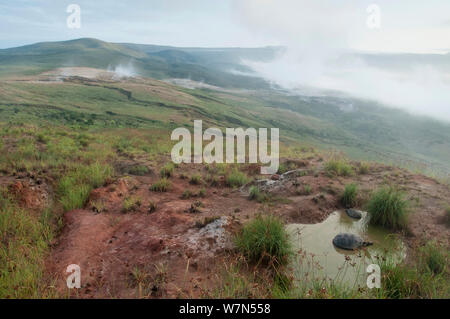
[286,210,405,288]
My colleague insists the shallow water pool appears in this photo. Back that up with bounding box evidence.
[286,210,405,288]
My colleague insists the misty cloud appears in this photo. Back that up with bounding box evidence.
[233,0,450,121]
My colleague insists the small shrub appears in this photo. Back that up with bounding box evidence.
[420,241,447,275]
[367,186,409,230]
[127,165,149,176]
[340,183,358,208]
[122,196,142,213]
[303,184,312,195]
[206,174,219,186]
[358,162,370,174]
[195,216,220,228]
[226,169,249,188]
[248,186,268,203]
[325,158,354,177]
[198,188,206,197]
[189,174,202,185]
[150,178,171,192]
[181,190,193,199]
[148,201,157,213]
[235,215,292,265]
[160,163,175,178]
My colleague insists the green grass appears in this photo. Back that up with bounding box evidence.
[189,174,202,185]
[150,178,171,192]
[58,162,113,212]
[0,191,56,298]
[226,169,249,188]
[340,183,358,208]
[248,186,269,203]
[367,186,409,230]
[376,246,449,299]
[122,196,142,213]
[325,158,354,177]
[126,165,150,176]
[160,162,175,178]
[420,241,448,275]
[235,215,292,265]
[358,161,371,174]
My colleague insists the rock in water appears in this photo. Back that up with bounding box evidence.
[332,233,372,250]
[346,208,363,219]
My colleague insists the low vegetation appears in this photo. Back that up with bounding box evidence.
[150,178,171,192]
[367,186,409,230]
[340,183,358,208]
[160,163,175,178]
[248,186,268,203]
[122,196,142,213]
[325,158,354,177]
[235,215,292,265]
[226,169,249,188]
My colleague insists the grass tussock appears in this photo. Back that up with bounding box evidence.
[58,162,113,212]
[0,191,56,298]
[150,178,171,192]
[226,169,249,188]
[189,174,202,185]
[122,196,142,213]
[376,243,449,299]
[340,183,358,208]
[325,158,354,177]
[235,215,292,265]
[248,186,269,203]
[367,186,409,230]
[160,162,175,178]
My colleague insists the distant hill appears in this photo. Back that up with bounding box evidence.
[0,38,279,89]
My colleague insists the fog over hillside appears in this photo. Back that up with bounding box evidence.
[234,0,450,122]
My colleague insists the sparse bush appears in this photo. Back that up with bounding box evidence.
[248,186,268,203]
[358,162,370,174]
[181,189,193,199]
[150,178,171,192]
[148,201,157,213]
[198,188,206,197]
[340,183,358,208]
[58,163,112,212]
[367,186,409,230]
[206,174,219,186]
[226,169,249,188]
[420,241,447,275]
[303,184,312,195]
[189,174,202,185]
[127,165,149,176]
[195,216,220,228]
[160,163,174,178]
[325,158,354,177]
[235,215,292,265]
[122,196,141,213]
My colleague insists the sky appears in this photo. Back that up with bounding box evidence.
[1,0,450,121]
[1,0,449,52]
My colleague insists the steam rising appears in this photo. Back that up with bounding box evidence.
[108,62,137,78]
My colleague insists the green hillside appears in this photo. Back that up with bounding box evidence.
[0,38,449,178]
